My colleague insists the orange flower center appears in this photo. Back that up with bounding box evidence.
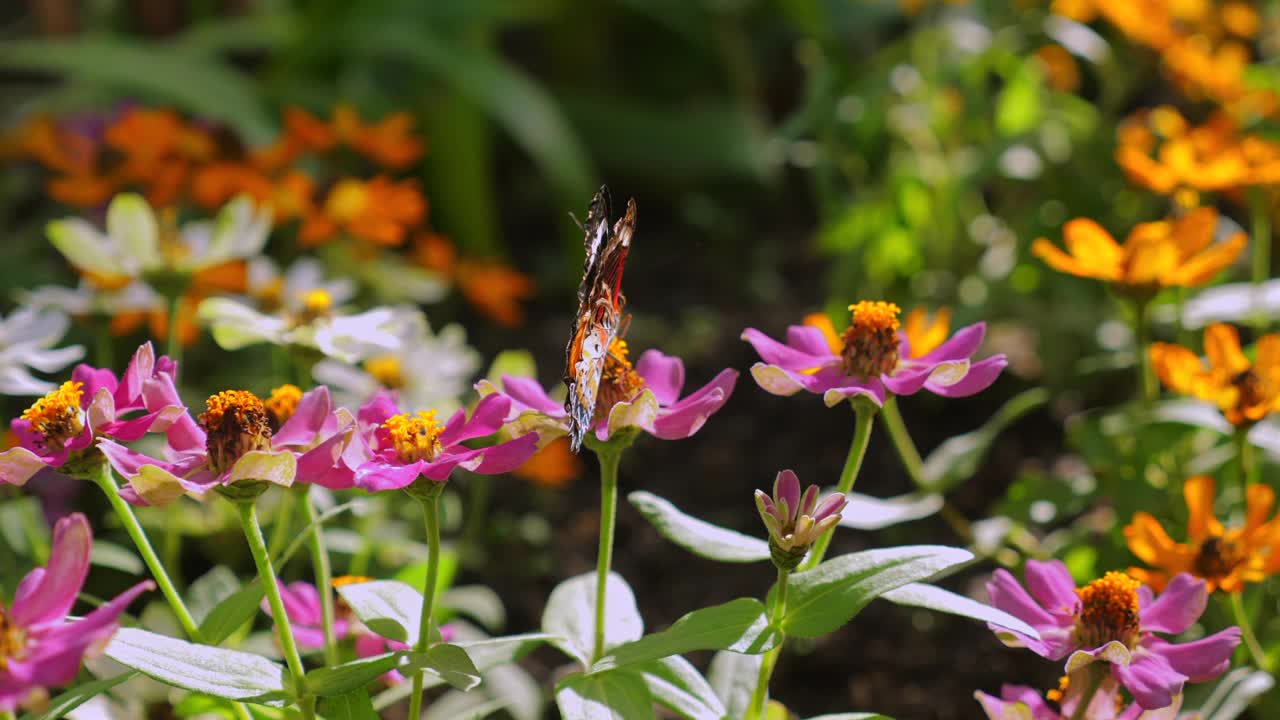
[839,301,902,378]
[364,355,405,389]
[1230,369,1266,416]
[1075,572,1142,648]
[325,180,370,221]
[264,384,303,432]
[21,381,85,451]
[1194,535,1246,580]
[595,339,646,422]
[382,411,443,463]
[200,390,273,472]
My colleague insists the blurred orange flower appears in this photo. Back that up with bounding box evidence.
[284,105,424,169]
[1150,323,1280,426]
[1032,207,1245,291]
[414,234,536,327]
[1126,475,1280,593]
[300,177,426,247]
[1116,109,1280,198]
[513,438,582,489]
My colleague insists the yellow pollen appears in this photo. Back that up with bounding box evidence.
[332,575,373,588]
[0,608,28,669]
[199,390,273,472]
[595,339,646,422]
[301,289,333,316]
[364,355,405,389]
[839,301,902,378]
[264,384,303,431]
[325,180,369,221]
[1075,572,1142,648]
[21,381,85,450]
[1046,675,1069,704]
[382,411,444,463]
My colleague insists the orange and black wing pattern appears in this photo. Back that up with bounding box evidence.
[564,186,637,452]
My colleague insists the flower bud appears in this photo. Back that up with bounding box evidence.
[755,469,847,570]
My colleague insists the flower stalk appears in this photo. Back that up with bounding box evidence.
[879,395,974,544]
[745,569,790,720]
[300,486,340,666]
[591,442,624,662]
[1229,591,1271,672]
[1132,297,1157,406]
[801,400,875,570]
[1250,187,1271,331]
[407,482,444,720]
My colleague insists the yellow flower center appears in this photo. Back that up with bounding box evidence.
[21,381,85,451]
[382,411,443,463]
[264,384,303,432]
[1045,674,1069,704]
[294,289,334,326]
[0,608,28,669]
[325,180,369,221]
[1193,535,1245,580]
[1229,369,1266,417]
[200,390,273,472]
[332,575,373,588]
[1075,572,1142,649]
[595,339,647,422]
[839,301,902,378]
[364,355,405,389]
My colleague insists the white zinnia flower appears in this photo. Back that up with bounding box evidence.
[313,309,480,415]
[0,307,86,396]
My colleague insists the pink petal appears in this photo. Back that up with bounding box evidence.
[880,365,935,396]
[11,513,92,627]
[917,322,986,363]
[925,355,1007,398]
[821,378,887,408]
[140,372,203,452]
[0,447,51,486]
[1146,628,1241,682]
[775,470,801,521]
[1024,559,1079,618]
[469,433,540,475]
[358,391,401,429]
[741,328,835,372]
[355,460,427,492]
[985,568,1074,660]
[438,393,511,447]
[786,325,839,357]
[71,364,118,405]
[1112,651,1185,710]
[296,427,358,490]
[116,342,157,407]
[634,350,685,405]
[496,375,564,416]
[651,378,733,439]
[274,386,333,448]
[1139,573,1207,635]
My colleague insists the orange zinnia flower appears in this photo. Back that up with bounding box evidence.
[299,177,426,247]
[1116,108,1280,197]
[513,438,582,489]
[1126,475,1280,593]
[283,105,424,169]
[413,233,536,327]
[1032,207,1245,292]
[1150,323,1280,426]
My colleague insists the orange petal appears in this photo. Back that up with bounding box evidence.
[1063,219,1125,275]
[1149,342,1205,395]
[1167,232,1246,287]
[1126,566,1171,592]
[1255,334,1280,376]
[1031,238,1117,280]
[1205,323,1251,375]
[802,312,844,354]
[1245,483,1276,534]
[1171,206,1218,258]
[1124,234,1181,285]
[1116,146,1179,193]
[1124,512,1183,566]
[1185,475,1225,541]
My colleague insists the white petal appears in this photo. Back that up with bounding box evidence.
[107,193,161,271]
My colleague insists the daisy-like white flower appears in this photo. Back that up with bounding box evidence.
[98,385,354,504]
[742,301,1006,407]
[476,341,737,446]
[313,310,479,415]
[0,513,154,713]
[47,193,270,285]
[19,280,161,325]
[987,561,1240,710]
[0,343,185,486]
[0,306,85,396]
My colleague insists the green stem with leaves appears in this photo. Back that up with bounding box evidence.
[746,569,790,720]
[801,400,876,570]
[407,485,444,720]
[233,497,313,719]
[88,463,202,641]
[592,445,623,662]
[300,487,339,666]
[1230,591,1272,672]
[879,395,973,544]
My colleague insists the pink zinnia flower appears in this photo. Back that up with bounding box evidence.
[264,580,455,685]
[975,683,1185,720]
[0,343,187,486]
[0,513,153,712]
[987,561,1241,710]
[741,301,1006,407]
[98,385,354,505]
[344,391,539,492]
[476,344,737,446]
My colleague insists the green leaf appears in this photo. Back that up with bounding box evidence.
[920,388,1048,492]
[878,583,1039,638]
[995,59,1043,137]
[306,652,412,697]
[105,628,289,704]
[629,491,770,563]
[90,539,145,575]
[1196,667,1275,720]
[457,633,556,669]
[200,582,266,645]
[0,39,273,143]
[707,651,760,719]
[782,546,974,638]
[20,672,135,720]
[317,689,379,720]
[591,598,779,673]
[542,572,643,666]
[835,492,943,531]
[638,656,727,720]
[413,643,482,692]
[442,585,506,632]
[556,670,655,720]
[351,24,594,204]
[188,566,241,625]
[334,580,423,644]
[394,550,459,603]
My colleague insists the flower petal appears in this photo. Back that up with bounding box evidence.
[487,375,564,416]
[925,355,1006,398]
[470,432,540,475]
[1139,573,1207,635]
[1112,650,1184,710]
[1025,559,1079,617]
[601,388,661,439]
[438,393,511,447]
[274,386,333,448]
[1145,628,1241,682]
[634,350,686,406]
[741,327,834,372]
[226,450,298,487]
[651,369,737,439]
[1184,476,1224,541]
[1204,324,1250,375]
[11,513,91,627]
[0,447,51,486]
[917,323,986,364]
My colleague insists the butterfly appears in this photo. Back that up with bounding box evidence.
[564,186,637,453]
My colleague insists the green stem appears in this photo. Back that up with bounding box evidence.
[233,499,312,719]
[1230,591,1272,672]
[166,293,183,366]
[591,447,623,663]
[1251,187,1271,331]
[460,473,493,567]
[880,395,973,544]
[407,490,443,720]
[1068,665,1104,720]
[1133,298,1156,407]
[802,401,876,570]
[267,488,298,564]
[89,464,202,641]
[300,487,339,667]
[745,570,790,720]
[1237,430,1260,490]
